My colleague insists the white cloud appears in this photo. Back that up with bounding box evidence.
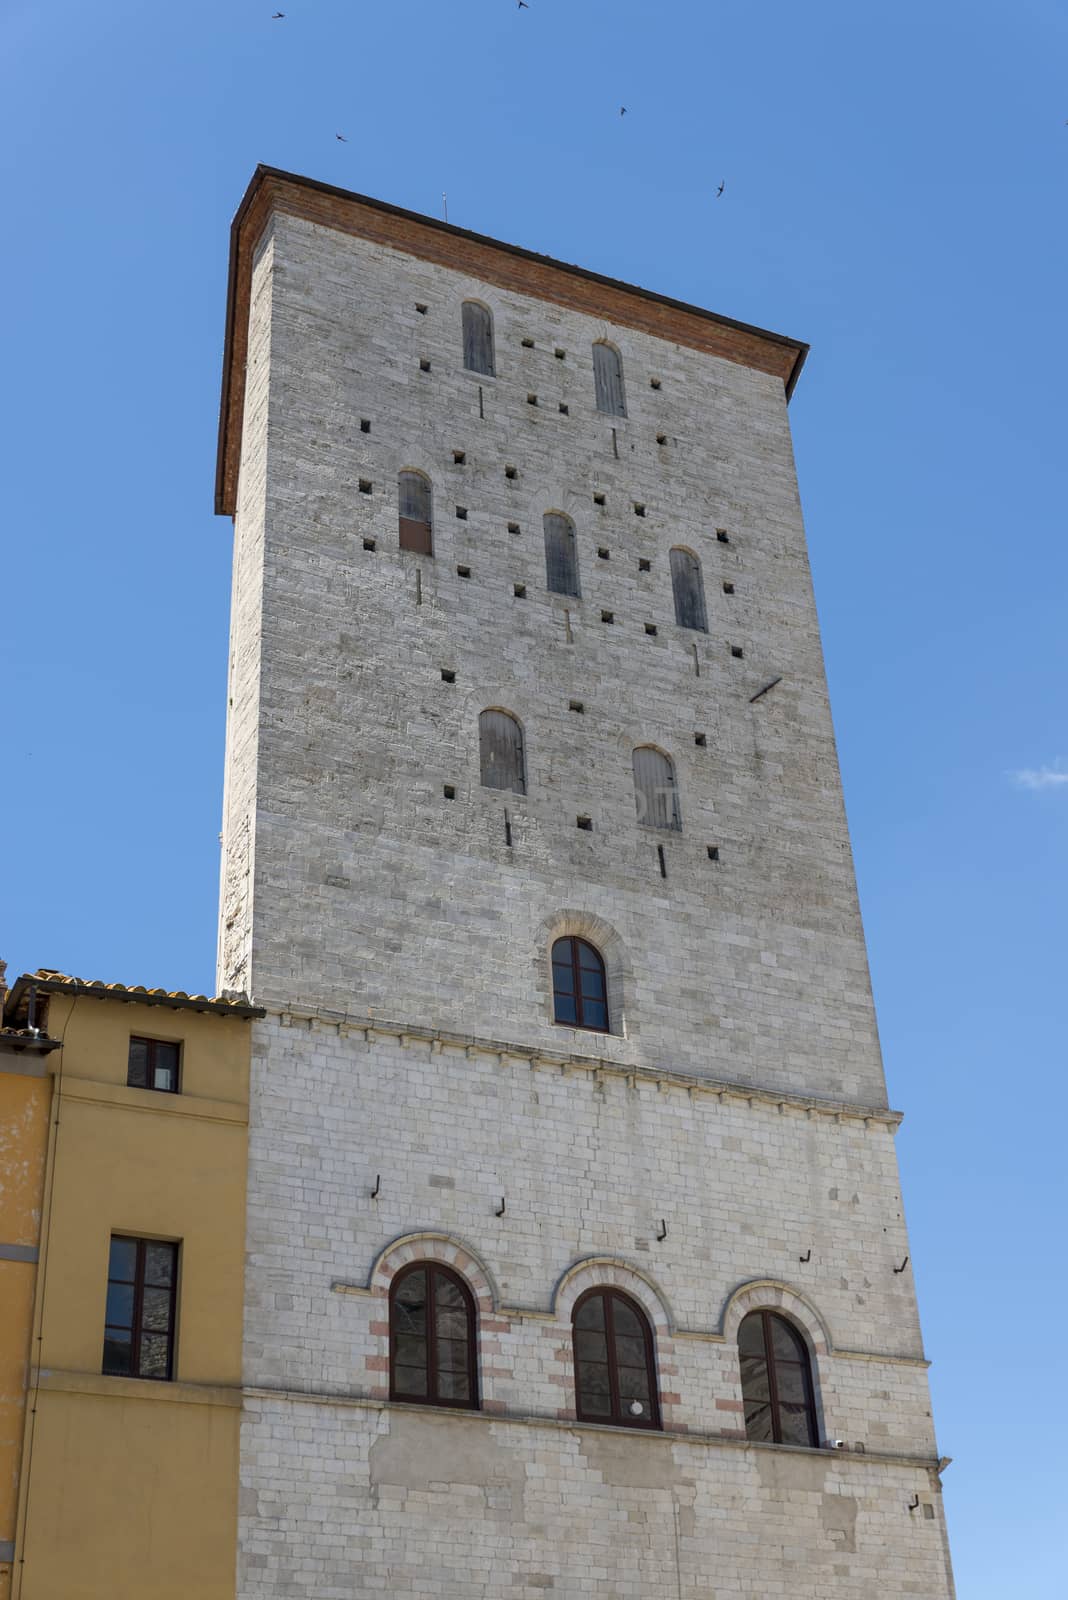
[1011,762,1068,791]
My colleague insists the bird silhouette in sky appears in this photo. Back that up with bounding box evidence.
[517,1,529,9]
[271,10,284,17]
[336,133,348,143]
[620,106,627,116]
[716,180,725,198]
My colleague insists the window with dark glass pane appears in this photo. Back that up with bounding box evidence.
[479,710,526,795]
[543,512,580,597]
[573,1289,658,1428]
[670,548,708,632]
[738,1310,817,1446]
[398,471,433,555]
[551,937,608,1032]
[390,1262,477,1409]
[462,301,495,376]
[127,1036,180,1093]
[103,1235,177,1381]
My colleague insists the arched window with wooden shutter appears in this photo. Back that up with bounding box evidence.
[738,1310,818,1447]
[479,709,526,795]
[390,1261,478,1409]
[398,470,433,555]
[592,341,626,417]
[462,301,495,377]
[632,746,681,831]
[543,512,580,597]
[669,547,707,631]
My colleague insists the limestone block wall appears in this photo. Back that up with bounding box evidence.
[220,211,886,1107]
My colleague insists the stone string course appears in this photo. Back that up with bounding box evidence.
[221,204,955,1596]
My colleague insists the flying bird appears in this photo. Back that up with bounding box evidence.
[271,10,284,16]
[716,180,725,198]
[517,1,528,9]
[620,106,627,116]
[336,133,348,143]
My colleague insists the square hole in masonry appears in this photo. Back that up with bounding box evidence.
[694,732,707,748]
[419,357,431,372]
[457,565,471,579]
[514,583,527,598]
[576,815,593,831]
[441,669,456,684]
[363,538,376,552]
[707,845,720,862]
[443,785,456,800]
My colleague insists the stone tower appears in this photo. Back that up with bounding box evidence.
[217,167,955,1598]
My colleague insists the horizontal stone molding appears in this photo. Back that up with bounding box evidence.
[0,1242,39,1264]
[60,1077,248,1127]
[35,1369,243,1408]
[263,1004,902,1129]
[241,1386,944,1474]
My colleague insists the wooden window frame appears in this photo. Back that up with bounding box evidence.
[551,936,609,1033]
[543,512,581,598]
[398,470,434,556]
[479,709,527,796]
[389,1261,479,1411]
[572,1287,660,1430]
[592,341,627,418]
[102,1235,179,1382]
[127,1035,181,1094]
[461,300,496,378]
[739,1309,819,1447]
[669,547,708,633]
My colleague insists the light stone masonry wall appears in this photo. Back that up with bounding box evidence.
[220,198,954,1597]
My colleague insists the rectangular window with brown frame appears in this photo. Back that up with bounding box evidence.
[102,1235,179,1381]
[127,1036,180,1093]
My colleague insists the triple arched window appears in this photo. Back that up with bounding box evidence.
[738,1310,818,1446]
[593,341,627,417]
[398,470,433,555]
[479,709,526,795]
[462,301,495,377]
[390,1262,478,1409]
[572,1288,659,1428]
[670,547,707,631]
[632,746,681,831]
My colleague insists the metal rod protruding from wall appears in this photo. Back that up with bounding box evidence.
[799,1248,811,1263]
[894,1255,909,1273]
[495,1196,506,1217]
[370,1174,381,1200]
[656,1219,667,1241]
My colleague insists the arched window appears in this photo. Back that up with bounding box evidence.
[572,1288,659,1429]
[592,341,627,417]
[552,937,608,1031]
[390,1262,478,1409]
[738,1310,818,1447]
[398,470,433,555]
[462,301,495,377]
[632,746,681,831]
[670,547,707,631]
[543,512,580,597]
[479,709,526,795]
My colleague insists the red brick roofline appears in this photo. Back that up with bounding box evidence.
[3,970,264,1026]
[215,165,809,517]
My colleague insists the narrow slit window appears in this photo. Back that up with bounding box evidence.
[593,341,627,417]
[544,512,580,598]
[399,471,433,555]
[479,709,526,795]
[670,547,707,631]
[632,746,681,831]
[462,301,495,376]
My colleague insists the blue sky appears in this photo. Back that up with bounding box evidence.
[2,1,1065,1590]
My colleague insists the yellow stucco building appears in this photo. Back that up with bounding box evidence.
[0,968,260,1600]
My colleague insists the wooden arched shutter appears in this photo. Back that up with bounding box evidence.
[479,710,526,795]
[670,548,707,631]
[592,342,626,417]
[462,302,495,377]
[398,471,433,555]
[632,747,681,831]
[543,513,580,597]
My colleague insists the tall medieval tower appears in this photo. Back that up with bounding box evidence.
[216,167,955,1598]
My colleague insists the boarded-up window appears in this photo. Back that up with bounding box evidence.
[670,547,707,631]
[479,709,526,795]
[399,470,433,555]
[544,512,580,597]
[633,746,681,831]
[462,301,495,376]
[593,341,626,417]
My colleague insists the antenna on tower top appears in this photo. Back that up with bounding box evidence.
[442,191,448,223]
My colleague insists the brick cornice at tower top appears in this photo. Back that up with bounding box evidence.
[214,164,809,516]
